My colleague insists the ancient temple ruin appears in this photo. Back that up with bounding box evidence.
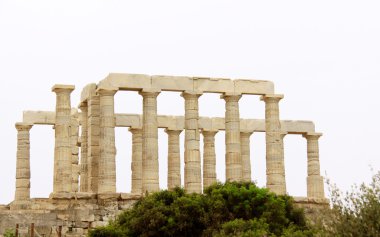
[0,73,328,236]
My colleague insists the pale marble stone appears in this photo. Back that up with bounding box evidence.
[23,110,55,125]
[303,133,325,199]
[70,109,80,192]
[240,131,253,182]
[152,75,193,92]
[97,73,275,96]
[234,79,275,95]
[79,102,89,192]
[129,128,143,194]
[52,84,75,194]
[261,94,286,195]
[222,93,242,182]
[165,129,182,190]
[182,91,202,193]
[99,73,151,90]
[97,87,118,193]
[87,93,100,193]
[140,89,161,193]
[24,111,316,134]
[201,130,218,190]
[12,123,33,209]
[194,77,234,93]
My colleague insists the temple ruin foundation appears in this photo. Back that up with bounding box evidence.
[0,73,328,236]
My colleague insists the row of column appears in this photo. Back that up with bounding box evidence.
[128,127,254,191]
[13,121,325,204]
[12,85,325,208]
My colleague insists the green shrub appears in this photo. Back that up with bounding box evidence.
[89,182,311,237]
[3,229,15,237]
[317,171,380,237]
[88,225,126,237]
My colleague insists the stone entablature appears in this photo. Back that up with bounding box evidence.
[99,73,275,95]
[23,111,315,134]
[1,73,328,236]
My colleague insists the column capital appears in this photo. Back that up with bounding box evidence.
[260,94,284,102]
[200,129,218,136]
[52,84,75,94]
[240,130,253,136]
[79,101,88,109]
[303,132,323,139]
[129,127,142,134]
[15,123,33,131]
[164,128,183,135]
[139,88,161,97]
[181,90,203,99]
[96,86,118,96]
[280,132,288,139]
[220,92,242,102]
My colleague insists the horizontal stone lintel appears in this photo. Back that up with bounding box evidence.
[90,73,274,100]
[23,111,316,134]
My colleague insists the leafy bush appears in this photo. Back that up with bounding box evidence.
[3,229,15,237]
[213,218,270,237]
[88,225,125,237]
[89,182,312,237]
[317,171,380,237]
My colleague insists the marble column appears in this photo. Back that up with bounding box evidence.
[14,123,33,203]
[261,94,286,195]
[202,130,217,190]
[70,109,80,192]
[88,93,100,193]
[240,131,253,182]
[79,102,89,192]
[222,93,242,182]
[52,84,75,193]
[303,133,325,199]
[140,89,161,193]
[181,91,202,193]
[165,129,182,190]
[129,128,143,194]
[97,87,117,193]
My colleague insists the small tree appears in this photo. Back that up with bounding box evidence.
[319,171,380,237]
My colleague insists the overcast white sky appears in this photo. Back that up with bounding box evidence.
[1,0,380,204]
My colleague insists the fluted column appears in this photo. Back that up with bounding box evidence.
[240,131,253,182]
[261,94,286,195]
[222,93,242,182]
[98,87,117,193]
[129,128,143,194]
[280,132,287,182]
[181,91,202,193]
[202,130,217,190]
[70,109,80,192]
[14,123,33,204]
[79,102,89,192]
[165,129,182,190]
[52,84,75,193]
[303,133,325,199]
[88,93,100,193]
[140,89,161,193]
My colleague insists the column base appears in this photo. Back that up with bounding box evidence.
[267,184,287,195]
[307,176,325,199]
[185,183,202,194]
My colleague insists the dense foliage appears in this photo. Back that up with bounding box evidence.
[89,182,312,237]
[3,229,15,237]
[317,171,380,237]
